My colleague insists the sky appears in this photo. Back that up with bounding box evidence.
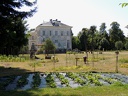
[26,0,128,36]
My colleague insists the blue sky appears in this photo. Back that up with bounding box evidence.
[26,0,128,36]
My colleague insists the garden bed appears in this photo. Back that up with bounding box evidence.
[0,72,128,91]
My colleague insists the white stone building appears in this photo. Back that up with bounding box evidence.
[28,19,72,52]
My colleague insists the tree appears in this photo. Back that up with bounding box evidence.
[89,25,97,53]
[109,22,125,49]
[0,0,37,55]
[42,38,56,56]
[100,38,109,50]
[72,36,81,50]
[98,23,110,50]
[120,3,128,7]
[125,41,128,50]
[78,28,89,51]
[115,41,123,50]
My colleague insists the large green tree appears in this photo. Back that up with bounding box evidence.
[0,0,37,55]
[109,22,125,49]
[89,25,97,53]
[42,38,56,56]
[99,23,110,50]
[72,36,81,50]
[78,28,89,51]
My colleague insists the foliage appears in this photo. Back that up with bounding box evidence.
[41,38,56,56]
[115,41,123,50]
[109,22,125,49]
[32,73,41,88]
[46,73,57,88]
[0,0,37,56]
[72,36,81,50]
[120,3,128,7]
[17,74,29,88]
[125,41,128,50]
[29,61,41,72]
[0,55,28,62]
[72,21,127,51]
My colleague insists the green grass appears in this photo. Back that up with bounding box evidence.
[119,58,128,63]
[1,85,128,96]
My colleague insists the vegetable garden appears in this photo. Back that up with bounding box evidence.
[0,72,128,91]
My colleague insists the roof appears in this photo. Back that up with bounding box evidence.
[38,19,72,28]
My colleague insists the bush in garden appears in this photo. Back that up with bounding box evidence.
[46,73,57,88]
[17,74,28,88]
[32,73,41,88]
[49,82,57,88]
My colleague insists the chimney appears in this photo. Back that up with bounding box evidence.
[50,19,52,22]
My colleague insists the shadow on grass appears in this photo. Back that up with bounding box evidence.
[0,66,32,77]
[0,90,35,96]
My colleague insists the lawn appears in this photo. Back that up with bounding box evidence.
[0,51,128,76]
[1,85,128,96]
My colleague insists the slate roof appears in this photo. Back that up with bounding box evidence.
[38,19,72,28]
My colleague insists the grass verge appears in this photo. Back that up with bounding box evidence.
[1,85,128,96]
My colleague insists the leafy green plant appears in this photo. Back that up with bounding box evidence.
[17,74,29,88]
[29,61,41,72]
[46,73,56,88]
[32,73,41,88]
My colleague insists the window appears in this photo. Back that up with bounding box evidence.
[61,31,63,36]
[55,31,58,35]
[67,31,69,36]
[50,31,51,36]
[67,40,70,48]
[55,40,58,43]
[43,31,45,35]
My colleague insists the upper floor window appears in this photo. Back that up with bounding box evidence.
[67,31,69,36]
[43,31,45,35]
[55,31,58,35]
[61,31,63,36]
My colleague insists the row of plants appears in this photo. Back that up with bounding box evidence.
[78,72,120,86]
[0,76,16,90]
[0,55,29,62]
[77,73,103,86]
[17,74,29,88]
[32,73,41,88]
[0,72,127,90]
[66,72,86,86]
[55,73,69,87]
[45,73,56,88]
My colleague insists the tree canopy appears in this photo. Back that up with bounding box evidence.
[42,38,56,56]
[72,22,127,51]
[0,0,37,55]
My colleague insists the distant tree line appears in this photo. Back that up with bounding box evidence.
[72,22,128,52]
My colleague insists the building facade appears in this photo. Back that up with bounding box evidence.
[28,19,72,52]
